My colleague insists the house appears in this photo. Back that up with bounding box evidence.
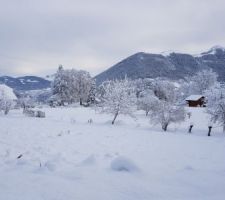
[185,95,205,107]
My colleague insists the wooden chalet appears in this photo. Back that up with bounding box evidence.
[185,95,205,107]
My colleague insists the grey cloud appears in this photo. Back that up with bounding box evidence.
[0,0,225,76]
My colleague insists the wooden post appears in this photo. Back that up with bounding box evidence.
[188,125,193,133]
[208,126,212,136]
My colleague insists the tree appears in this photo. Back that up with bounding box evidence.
[74,70,92,105]
[148,79,186,131]
[51,65,71,105]
[17,94,34,110]
[206,85,225,132]
[98,79,137,124]
[152,79,177,102]
[87,79,97,105]
[149,100,186,131]
[184,69,218,96]
[51,66,93,105]
[133,78,154,98]
[138,90,159,116]
[0,84,17,115]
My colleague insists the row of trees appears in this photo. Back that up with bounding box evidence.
[97,78,185,131]
[0,64,225,133]
[1,65,223,132]
[94,69,224,131]
[47,66,225,132]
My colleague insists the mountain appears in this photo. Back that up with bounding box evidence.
[0,76,51,91]
[95,46,225,84]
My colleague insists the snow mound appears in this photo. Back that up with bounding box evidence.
[110,156,139,172]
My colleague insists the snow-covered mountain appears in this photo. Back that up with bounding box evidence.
[0,76,51,91]
[95,46,225,84]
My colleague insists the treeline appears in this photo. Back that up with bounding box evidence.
[47,66,225,132]
[2,65,225,132]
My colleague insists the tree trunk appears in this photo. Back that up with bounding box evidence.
[162,123,168,131]
[146,111,149,116]
[80,98,82,106]
[112,112,118,125]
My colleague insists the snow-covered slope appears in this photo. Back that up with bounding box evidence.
[0,76,51,91]
[0,107,225,199]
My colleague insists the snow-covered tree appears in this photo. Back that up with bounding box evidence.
[51,66,93,105]
[74,70,92,105]
[206,85,225,132]
[133,78,154,98]
[0,84,17,115]
[98,79,137,124]
[87,79,97,105]
[184,69,218,96]
[95,80,111,104]
[152,79,178,102]
[149,100,186,131]
[138,90,159,116]
[51,65,71,105]
[148,79,185,131]
[132,79,146,98]
[17,94,35,110]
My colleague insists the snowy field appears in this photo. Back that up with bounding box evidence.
[0,106,225,200]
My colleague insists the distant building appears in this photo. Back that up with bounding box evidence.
[185,95,205,107]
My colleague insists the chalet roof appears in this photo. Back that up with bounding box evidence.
[185,95,204,101]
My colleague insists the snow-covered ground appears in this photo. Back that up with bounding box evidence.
[0,107,225,200]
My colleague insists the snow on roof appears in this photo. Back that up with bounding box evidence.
[185,95,203,101]
[0,84,17,100]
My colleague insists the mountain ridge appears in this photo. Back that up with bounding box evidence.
[0,76,51,91]
[95,46,225,84]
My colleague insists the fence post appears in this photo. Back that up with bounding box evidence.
[208,126,212,136]
[188,122,194,133]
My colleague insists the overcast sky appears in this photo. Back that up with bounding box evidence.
[0,0,225,77]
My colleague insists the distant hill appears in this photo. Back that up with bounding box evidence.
[0,76,51,91]
[95,46,225,84]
